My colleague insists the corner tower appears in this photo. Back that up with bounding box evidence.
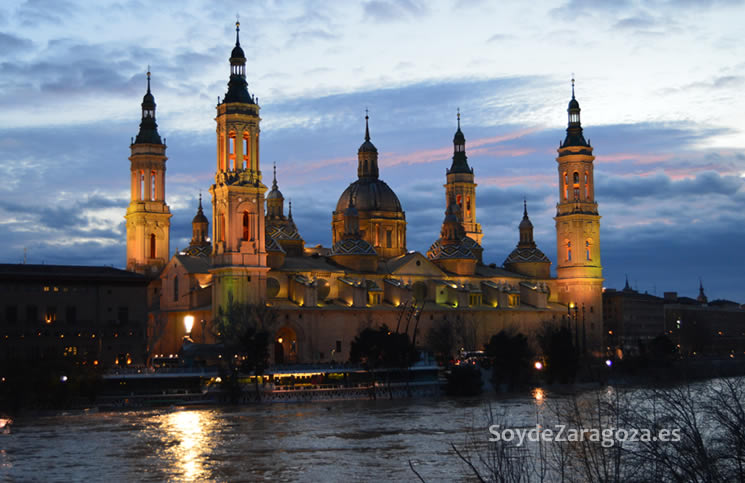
[554,80,603,352]
[445,111,482,245]
[209,21,269,314]
[125,71,171,276]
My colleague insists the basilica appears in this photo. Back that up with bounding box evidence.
[127,23,604,364]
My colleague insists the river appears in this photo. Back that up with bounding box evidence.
[0,395,543,482]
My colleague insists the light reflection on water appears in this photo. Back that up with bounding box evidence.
[0,397,543,481]
[163,410,212,481]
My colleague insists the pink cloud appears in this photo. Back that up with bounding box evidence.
[379,127,542,168]
[479,173,556,188]
[596,153,674,165]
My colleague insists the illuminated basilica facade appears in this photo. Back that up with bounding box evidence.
[129,24,604,363]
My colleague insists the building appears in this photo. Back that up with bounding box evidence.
[141,23,604,363]
[602,280,745,357]
[602,278,665,356]
[0,264,148,366]
[663,287,745,356]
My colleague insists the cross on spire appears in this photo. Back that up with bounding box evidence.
[571,74,575,99]
[364,108,370,141]
[235,14,241,45]
[457,107,461,130]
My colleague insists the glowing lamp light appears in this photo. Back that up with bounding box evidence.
[60,375,68,382]
[605,359,613,367]
[533,388,544,402]
[184,315,195,334]
[534,361,543,370]
[277,337,283,344]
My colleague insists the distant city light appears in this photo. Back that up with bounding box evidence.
[534,361,543,370]
[605,359,613,367]
[60,375,68,382]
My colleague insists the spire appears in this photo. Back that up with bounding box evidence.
[134,69,162,145]
[624,274,632,292]
[571,75,575,99]
[697,278,708,304]
[288,199,293,220]
[223,19,253,104]
[357,110,379,178]
[518,199,534,246]
[272,162,278,190]
[441,194,466,243]
[235,16,241,47]
[448,109,471,174]
[365,108,370,142]
[562,76,588,148]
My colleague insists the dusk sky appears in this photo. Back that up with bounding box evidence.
[1,0,744,301]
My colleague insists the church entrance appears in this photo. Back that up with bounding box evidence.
[274,326,297,365]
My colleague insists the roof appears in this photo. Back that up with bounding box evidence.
[274,255,343,273]
[504,246,551,265]
[173,255,211,274]
[330,238,377,256]
[335,178,403,213]
[0,264,147,283]
[474,263,528,279]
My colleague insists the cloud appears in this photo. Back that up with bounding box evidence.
[0,32,33,52]
[362,0,429,22]
[598,170,744,202]
[287,29,338,46]
[15,0,77,27]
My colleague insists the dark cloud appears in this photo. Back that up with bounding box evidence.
[597,171,744,202]
[15,0,77,27]
[362,0,429,22]
[0,32,33,52]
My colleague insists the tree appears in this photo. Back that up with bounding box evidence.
[485,330,534,391]
[426,318,456,366]
[538,324,579,384]
[212,295,276,402]
[349,324,419,399]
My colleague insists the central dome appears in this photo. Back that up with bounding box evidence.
[335,178,402,213]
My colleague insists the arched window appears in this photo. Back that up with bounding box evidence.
[228,134,236,171]
[585,171,590,199]
[567,241,572,262]
[173,276,179,302]
[219,135,225,171]
[149,234,156,259]
[140,171,145,201]
[586,239,592,260]
[563,172,568,200]
[242,211,250,241]
[243,135,249,170]
[466,196,471,216]
[150,171,156,201]
[573,172,579,183]
[218,213,225,242]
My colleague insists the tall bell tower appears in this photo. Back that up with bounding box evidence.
[125,71,171,276]
[209,21,269,315]
[554,79,603,353]
[445,111,482,244]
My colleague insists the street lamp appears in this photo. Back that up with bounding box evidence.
[184,315,194,336]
